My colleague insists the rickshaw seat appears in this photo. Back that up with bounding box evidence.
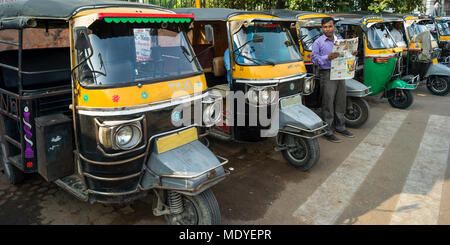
[0,47,71,90]
[213,56,225,77]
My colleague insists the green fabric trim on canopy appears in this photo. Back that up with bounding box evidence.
[103,17,191,24]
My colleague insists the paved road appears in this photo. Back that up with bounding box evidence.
[1,85,449,225]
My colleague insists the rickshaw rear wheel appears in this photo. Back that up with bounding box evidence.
[281,135,320,171]
[344,97,370,128]
[0,142,24,185]
[164,189,221,225]
[387,89,414,109]
[427,76,450,96]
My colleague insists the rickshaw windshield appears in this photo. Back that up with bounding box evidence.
[407,24,436,41]
[77,22,201,87]
[367,24,396,49]
[298,26,322,51]
[436,22,450,36]
[231,22,302,66]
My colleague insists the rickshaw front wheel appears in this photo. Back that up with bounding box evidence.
[164,189,221,225]
[344,98,370,128]
[281,135,320,171]
[0,142,24,185]
[427,76,450,96]
[387,89,414,109]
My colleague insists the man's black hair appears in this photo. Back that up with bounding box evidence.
[321,17,335,26]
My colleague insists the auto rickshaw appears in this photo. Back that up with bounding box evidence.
[322,13,419,109]
[0,0,228,225]
[173,8,326,171]
[267,10,371,128]
[432,16,450,62]
[385,14,450,96]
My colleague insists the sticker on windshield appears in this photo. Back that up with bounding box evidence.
[134,28,152,62]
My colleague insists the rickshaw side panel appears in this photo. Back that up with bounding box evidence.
[363,57,397,94]
[424,62,450,77]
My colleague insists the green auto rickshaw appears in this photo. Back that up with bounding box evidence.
[329,13,419,109]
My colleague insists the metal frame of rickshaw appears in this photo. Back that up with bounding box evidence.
[173,8,327,171]
[0,0,229,225]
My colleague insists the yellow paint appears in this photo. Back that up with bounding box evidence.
[297,14,329,20]
[409,42,423,50]
[76,75,207,108]
[228,14,279,21]
[433,58,438,64]
[156,127,198,154]
[232,62,307,79]
[302,51,312,62]
[72,7,172,19]
[440,36,450,41]
[404,16,417,21]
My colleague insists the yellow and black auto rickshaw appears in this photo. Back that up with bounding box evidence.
[432,16,450,61]
[0,0,228,225]
[385,14,450,96]
[267,10,371,128]
[173,8,327,171]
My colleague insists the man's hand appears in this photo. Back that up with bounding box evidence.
[352,51,358,56]
[328,52,339,60]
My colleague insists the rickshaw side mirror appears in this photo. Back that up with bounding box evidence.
[205,24,214,43]
[74,27,91,51]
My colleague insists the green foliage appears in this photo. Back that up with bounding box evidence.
[121,0,425,14]
[368,0,392,13]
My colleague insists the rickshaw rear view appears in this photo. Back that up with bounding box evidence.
[0,0,228,225]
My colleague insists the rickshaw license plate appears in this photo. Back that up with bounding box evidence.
[156,127,198,154]
[433,58,438,65]
[281,94,302,108]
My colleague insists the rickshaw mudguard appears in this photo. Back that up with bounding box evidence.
[279,102,324,131]
[141,140,226,195]
[424,62,450,77]
[387,79,416,90]
[345,79,371,97]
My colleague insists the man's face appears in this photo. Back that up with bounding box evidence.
[322,20,335,38]
[394,22,403,31]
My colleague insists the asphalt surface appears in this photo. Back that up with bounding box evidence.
[1,84,450,225]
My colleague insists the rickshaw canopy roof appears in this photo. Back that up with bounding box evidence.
[172,8,279,22]
[0,0,167,29]
[264,9,321,20]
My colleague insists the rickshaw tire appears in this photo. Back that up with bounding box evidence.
[164,189,221,225]
[345,98,370,128]
[281,136,320,172]
[427,76,450,96]
[387,89,414,109]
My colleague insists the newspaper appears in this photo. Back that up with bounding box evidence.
[330,37,358,80]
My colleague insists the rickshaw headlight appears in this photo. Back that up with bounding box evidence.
[114,123,142,150]
[303,77,314,95]
[203,101,222,127]
[247,87,259,104]
[259,87,276,104]
[116,126,133,146]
